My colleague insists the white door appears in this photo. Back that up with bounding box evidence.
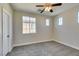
[3,10,10,56]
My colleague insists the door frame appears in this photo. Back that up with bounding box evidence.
[2,8,13,55]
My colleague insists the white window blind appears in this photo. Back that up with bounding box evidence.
[22,16,36,34]
[58,17,63,26]
[46,19,50,26]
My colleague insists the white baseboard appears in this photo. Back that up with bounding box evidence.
[53,39,79,50]
[13,39,53,47]
[13,39,79,50]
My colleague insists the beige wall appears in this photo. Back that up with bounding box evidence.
[0,3,13,55]
[54,5,79,49]
[13,11,54,46]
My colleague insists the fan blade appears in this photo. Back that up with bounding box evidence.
[36,5,44,7]
[38,9,42,11]
[50,9,53,13]
[40,8,45,13]
[52,3,62,6]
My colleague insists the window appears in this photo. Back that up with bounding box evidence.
[23,16,36,34]
[78,12,79,23]
[46,19,50,26]
[58,17,63,26]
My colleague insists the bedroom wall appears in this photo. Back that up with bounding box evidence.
[53,5,79,50]
[13,11,54,46]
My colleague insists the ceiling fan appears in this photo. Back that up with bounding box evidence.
[36,3,62,13]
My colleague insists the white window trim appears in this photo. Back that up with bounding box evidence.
[46,19,50,26]
[22,16,36,34]
[58,17,63,26]
[78,12,79,23]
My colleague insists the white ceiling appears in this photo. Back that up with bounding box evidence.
[11,3,79,16]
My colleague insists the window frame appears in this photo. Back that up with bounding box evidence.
[22,16,36,34]
[77,12,79,23]
[46,19,50,26]
[58,17,63,26]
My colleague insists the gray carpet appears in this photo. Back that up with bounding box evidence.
[7,41,79,56]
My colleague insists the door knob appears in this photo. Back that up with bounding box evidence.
[7,35,9,38]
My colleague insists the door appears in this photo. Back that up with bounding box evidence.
[0,6,3,56]
[3,9,10,56]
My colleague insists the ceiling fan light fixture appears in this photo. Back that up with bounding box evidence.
[36,3,62,13]
[50,9,53,13]
[45,7,52,11]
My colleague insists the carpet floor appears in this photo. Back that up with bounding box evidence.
[7,41,79,56]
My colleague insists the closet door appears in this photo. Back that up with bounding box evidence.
[0,6,2,56]
[3,9,10,56]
